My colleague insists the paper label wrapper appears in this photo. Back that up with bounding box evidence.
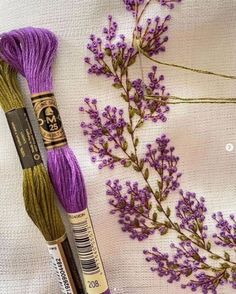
[68,209,109,294]
[6,108,42,169]
[31,92,67,150]
[47,234,84,294]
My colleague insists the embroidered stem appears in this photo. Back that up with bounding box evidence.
[132,0,153,46]
[139,47,236,80]
[145,95,236,104]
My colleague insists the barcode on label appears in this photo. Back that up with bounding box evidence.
[47,244,73,294]
[72,220,100,275]
[51,258,67,291]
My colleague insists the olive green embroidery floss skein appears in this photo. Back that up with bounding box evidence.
[0,60,85,294]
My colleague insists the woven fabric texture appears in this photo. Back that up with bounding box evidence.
[0,0,236,293]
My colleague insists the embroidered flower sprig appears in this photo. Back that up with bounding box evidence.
[124,0,181,15]
[81,1,236,293]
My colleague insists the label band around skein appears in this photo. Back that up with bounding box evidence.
[68,209,109,294]
[47,234,80,294]
[31,92,67,150]
[5,108,43,169]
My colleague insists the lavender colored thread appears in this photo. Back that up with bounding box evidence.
[0,27,87,213]
[0,27,110,294]
[47,146,87,213]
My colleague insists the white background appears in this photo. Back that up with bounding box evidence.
[0,0,236,293]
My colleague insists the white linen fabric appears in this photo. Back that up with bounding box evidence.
[0,0,236,293]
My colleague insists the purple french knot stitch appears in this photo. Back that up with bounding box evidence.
[82,1,236,293]
[123,0,181,16]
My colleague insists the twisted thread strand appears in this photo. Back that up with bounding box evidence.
[0,60,65,241]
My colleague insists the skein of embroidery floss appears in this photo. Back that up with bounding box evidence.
[0,27,110,294]
[0,59,85,294]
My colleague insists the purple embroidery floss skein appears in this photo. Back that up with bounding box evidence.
[0,27,110,294]
[0,59,85,294]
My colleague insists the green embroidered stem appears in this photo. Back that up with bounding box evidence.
[132,0,153,46]
[138,47,236,80]
[145,95,236,104]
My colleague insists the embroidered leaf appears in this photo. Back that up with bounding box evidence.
[134,218,140,228]
[112,156,121,162]
[157,181,163,190]
[121,93,129,102]
[134,137,139,147]
[152,212,157,222]
[102,128,109,135]
[154,223,163,229]
[117,53,123,66]
[130,196,135,207]
[135,119,144,128]
[146,88,152,95]
[174,222,180,231]
[128,55,137,66]
[134,93,140,103]
[201,264,210,270]
[164,221,172,228]
[179,235,188,241]
[221,263,230,269]
[130,153,137,162]
[139,206,144,213]
[146,185,152,193]
[154,191,160,200]
[123,141,128,151]
[105,48,112,56]
[121,67,128,77]
[112,60,118,71]
[113,82,122,89]
[127,124,133,134]
[117,127,123,136]
[124,160,132,167]
[192,223,198,233]
[103,142,108,150]
[210,255,220,260]
[133,165,141,172]
[206,242,211,251]
[192,253,201,262]
[144,168,149,180]
[134,108,141,116]
[160,227,168,235]
[129,107,135,118]
[156,205,163,212]
[139,159,144,170]
[166,207,171,217]
[224,252,230,261]
[126,79,132,91]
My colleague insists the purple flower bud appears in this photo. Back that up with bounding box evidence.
[91,156,96,162]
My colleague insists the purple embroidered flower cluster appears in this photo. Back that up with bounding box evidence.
[81,1,236,293]
[124,0,181,14]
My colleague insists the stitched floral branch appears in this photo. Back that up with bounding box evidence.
[81,1,236,293]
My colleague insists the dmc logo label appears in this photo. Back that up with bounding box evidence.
[38,106,62,133]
